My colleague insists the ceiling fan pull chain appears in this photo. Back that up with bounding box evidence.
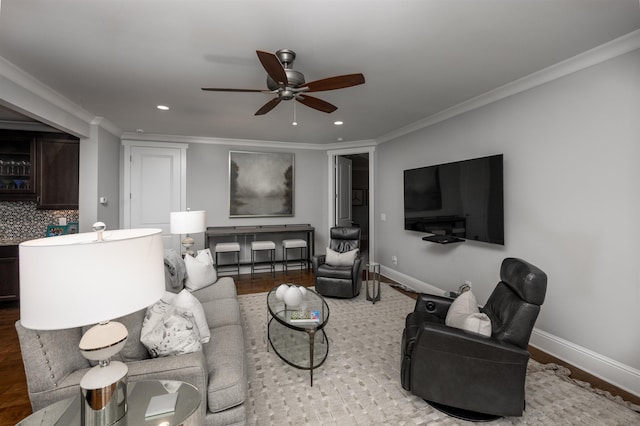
[292,101,298,126]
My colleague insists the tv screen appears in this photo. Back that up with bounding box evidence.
[403,154,504,245]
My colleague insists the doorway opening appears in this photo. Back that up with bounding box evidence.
[327,146,375,264]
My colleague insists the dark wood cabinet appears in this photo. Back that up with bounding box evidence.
[0,133,36,200]
[37,137,80,209]
[0,130,79,209]
[0,245,19,302]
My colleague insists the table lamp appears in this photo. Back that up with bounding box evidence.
[19,223,165,426]
[170,209,206,256]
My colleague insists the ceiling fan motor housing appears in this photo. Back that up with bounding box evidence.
[267,69,305,95]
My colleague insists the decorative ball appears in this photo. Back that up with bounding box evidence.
[275,284,289,301]
[284,286,303,307]
[298,286,307,297]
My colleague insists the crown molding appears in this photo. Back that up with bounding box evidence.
[91,116,121,138]
[0,56,93,137]
[120,131,377,151]
[377,29,640,145]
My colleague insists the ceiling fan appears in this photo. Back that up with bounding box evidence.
[202,49,365,116]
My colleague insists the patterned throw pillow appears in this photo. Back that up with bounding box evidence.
[140,300,202,358]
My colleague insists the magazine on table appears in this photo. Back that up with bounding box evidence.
[289,309,320,323]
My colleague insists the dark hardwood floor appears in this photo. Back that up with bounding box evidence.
[0,269,637,424]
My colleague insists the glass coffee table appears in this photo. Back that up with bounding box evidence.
[267,285,330,386]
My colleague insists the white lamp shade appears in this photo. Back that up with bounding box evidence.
[170,210,206,234]
[19,228,165,330]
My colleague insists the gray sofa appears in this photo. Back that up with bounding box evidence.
[15,251,247,426]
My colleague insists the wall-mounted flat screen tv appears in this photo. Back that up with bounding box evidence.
[403,154,504,245]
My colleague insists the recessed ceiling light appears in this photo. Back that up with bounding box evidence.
[337,137,344,142]
[334,121,343,126]
[157,105,170,111]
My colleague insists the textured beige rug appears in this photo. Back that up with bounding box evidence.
[239,283,640,425]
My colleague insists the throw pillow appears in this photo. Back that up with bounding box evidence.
[172,289,210,343]
[445,289,480,329]
[325,247,359,267]
[184,249,217,291]
[462,313,492,337]
[140,300,202,358]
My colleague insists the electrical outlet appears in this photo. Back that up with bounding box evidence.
[465,280,472,289]
[392,255,398,265]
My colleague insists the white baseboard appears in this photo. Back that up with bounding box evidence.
[380,265,444,296]
[530,329,640,398]
[380,265,640,398]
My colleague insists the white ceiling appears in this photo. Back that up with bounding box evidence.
[1,1,639,145]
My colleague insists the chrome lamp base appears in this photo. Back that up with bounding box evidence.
[81,369,127,426]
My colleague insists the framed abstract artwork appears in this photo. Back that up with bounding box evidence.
[228,151,294,217]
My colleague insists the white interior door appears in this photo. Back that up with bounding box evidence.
[335,156,353,227]
[124,143,186,249]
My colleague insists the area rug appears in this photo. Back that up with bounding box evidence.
[239,283,640,425]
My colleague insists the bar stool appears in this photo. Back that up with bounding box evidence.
[282,239,307,274]
[251,240,276,276]
[214,242,240,276]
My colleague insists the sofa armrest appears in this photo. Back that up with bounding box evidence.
[413,293,454,319]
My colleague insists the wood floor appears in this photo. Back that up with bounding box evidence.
[0,269,637,425]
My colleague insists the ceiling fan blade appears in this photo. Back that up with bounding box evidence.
[305,73,365,92]
[255,98,281,115]
[296,95,337,113]
[201,88,267,92]
[256,50,288,86]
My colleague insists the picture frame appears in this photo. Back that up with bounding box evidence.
[67,222,79,234]
[229,151,294,217]
[352,189,364,206]
[46,225,67,237]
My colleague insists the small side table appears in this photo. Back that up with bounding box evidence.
[17,380,200,426]
[365,261,381,303]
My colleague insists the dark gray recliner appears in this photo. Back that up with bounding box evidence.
[312,226,363,298]
[401,258,547,419]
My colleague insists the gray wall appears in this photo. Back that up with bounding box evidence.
[184,143,328,255]
[79,123,120,232]
[376,49,640,371]
[96,125,120,228]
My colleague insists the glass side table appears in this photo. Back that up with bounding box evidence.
[366,261,381,303]
[17,380,200,426]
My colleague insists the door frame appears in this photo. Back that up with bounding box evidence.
[327,146,376,263]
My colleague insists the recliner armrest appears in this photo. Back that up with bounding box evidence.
[312,254,326,271]
[417,321,529,362]
[413,293,454,320]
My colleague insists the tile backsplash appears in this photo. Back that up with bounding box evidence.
[0,201,79,240]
